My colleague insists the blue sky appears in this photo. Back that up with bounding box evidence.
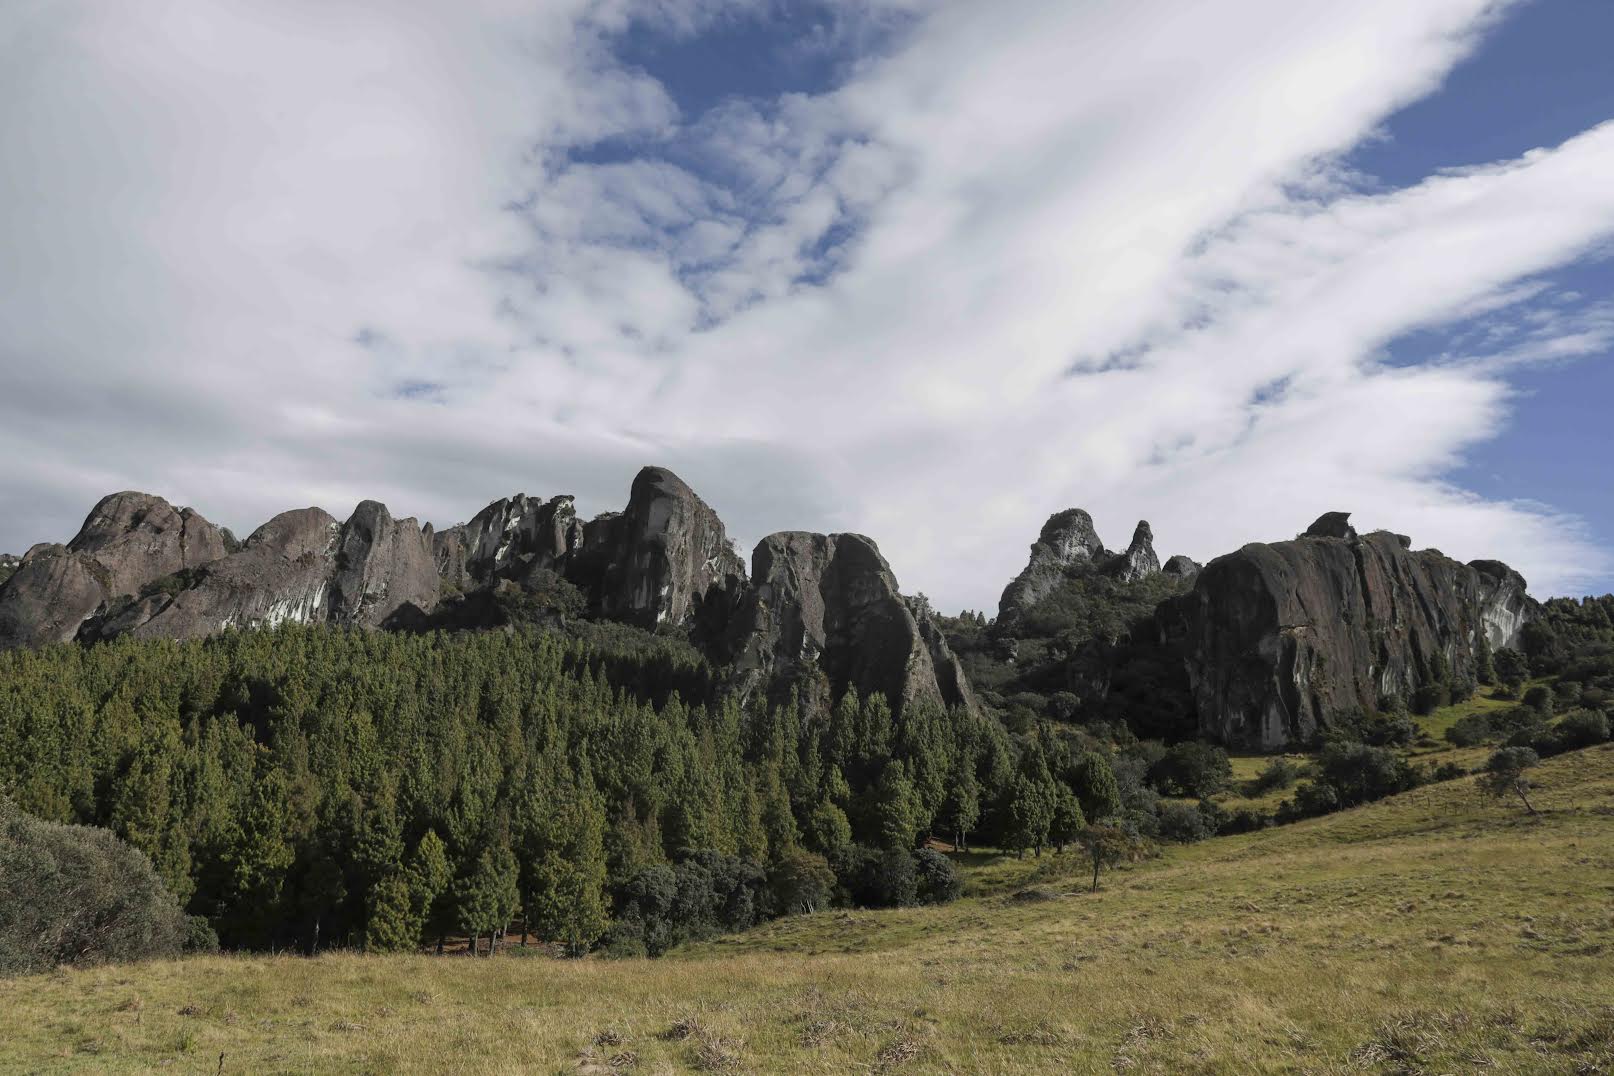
[2,0,1612,609]
[1361,0,1614,595]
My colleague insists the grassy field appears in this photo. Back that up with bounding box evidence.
[5,745,1614,1075]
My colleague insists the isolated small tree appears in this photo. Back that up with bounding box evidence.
[1479,747,1540,816]
[1521,685,1554,716]
[1078,824,1134,892]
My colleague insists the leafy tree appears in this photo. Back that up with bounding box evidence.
[912,848,963,904]
[521,775,610,957]
[1479,747,1540,816]
[767,848,835,915]
[1078,825,1135,892]
[1493,648,1529,696]
[1048,785,1086,852]
[1070,750,1122,822]
[1,798,189,974]
[453,844,520,955]
[1149,742,1232,798]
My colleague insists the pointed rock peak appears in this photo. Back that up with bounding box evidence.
[1304,511,1356,540]
[1110,519,1161,583]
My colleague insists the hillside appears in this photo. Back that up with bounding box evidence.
[5,744,1611,1074]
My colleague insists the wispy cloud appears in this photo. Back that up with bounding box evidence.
[1,0,1611,606]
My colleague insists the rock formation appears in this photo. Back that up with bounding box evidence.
[734,531,976,714]
[593,467,747,631]
[1162,554,1201,581]
[1161,512,1535,750]
[0,493,228,648]
[1112,522,1161,584]
[997,510,1181,626]
[432,493,583,592]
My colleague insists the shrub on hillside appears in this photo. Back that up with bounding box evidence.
[834,846,919,909]
[912,848,963,905]
[1147,742,1232,798]
[1555,709,1611,750]
[1156,801,1213,843]
[1444,714,1493,747]
[1246,757,1300,795]
[1522,685,1555,715]
[1,799,191,975]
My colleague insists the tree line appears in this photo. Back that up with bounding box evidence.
[0,624,1123,956]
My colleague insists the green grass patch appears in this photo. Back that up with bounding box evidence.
[5,746,1613,1073]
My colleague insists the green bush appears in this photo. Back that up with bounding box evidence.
[1,799,188,975]
[1444,714,1493,747]
[912,849,963,905]
[1555,709,1610,749]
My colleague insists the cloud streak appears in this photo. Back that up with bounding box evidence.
[2,0,1611,610]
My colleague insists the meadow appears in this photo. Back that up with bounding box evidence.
[4,744,1612,1074]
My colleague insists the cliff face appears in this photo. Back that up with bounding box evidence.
[735,531,976,714]
[0,492,229,648]
[1162,513,1535,750]
[595,467,747,631]
[0,467,968,717]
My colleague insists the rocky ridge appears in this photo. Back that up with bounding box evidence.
[0,469,973,716]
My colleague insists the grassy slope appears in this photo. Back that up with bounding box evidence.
[5,746,1614,1075]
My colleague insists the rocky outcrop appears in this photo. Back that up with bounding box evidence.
[1162,513,1537,750]
[132,508,342,639]
[433,494,583,592]
[330,501,439,627]
[997,510,1180,626]
[734,531,976,715]
[1162,554,1201,581]
[1112,522,1161,584]
[997,510,1109,625]
[0,493,229,648]
[593,467,747,631]
[66,492,228,596]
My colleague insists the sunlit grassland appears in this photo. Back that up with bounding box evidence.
[4,745,1613,1075]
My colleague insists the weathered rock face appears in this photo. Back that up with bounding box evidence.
[0,545,109,648]
[0,553,18,586]
[997,510,1109,624]
[1112,522,1161,584]
[133,508,342,639]
[1162,513,1537,750]
[330,501,440,627]
[737,531,976,714]
[1162,554,1201,581]
[593,467,747,631]
[67,492,227,596]
[433,494,583,592]
[0,493,229,648]
[997,510,1177,627]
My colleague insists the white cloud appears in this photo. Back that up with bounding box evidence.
[2,0,1612,611]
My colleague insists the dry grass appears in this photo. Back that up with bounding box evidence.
[4,745,1614,1074]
